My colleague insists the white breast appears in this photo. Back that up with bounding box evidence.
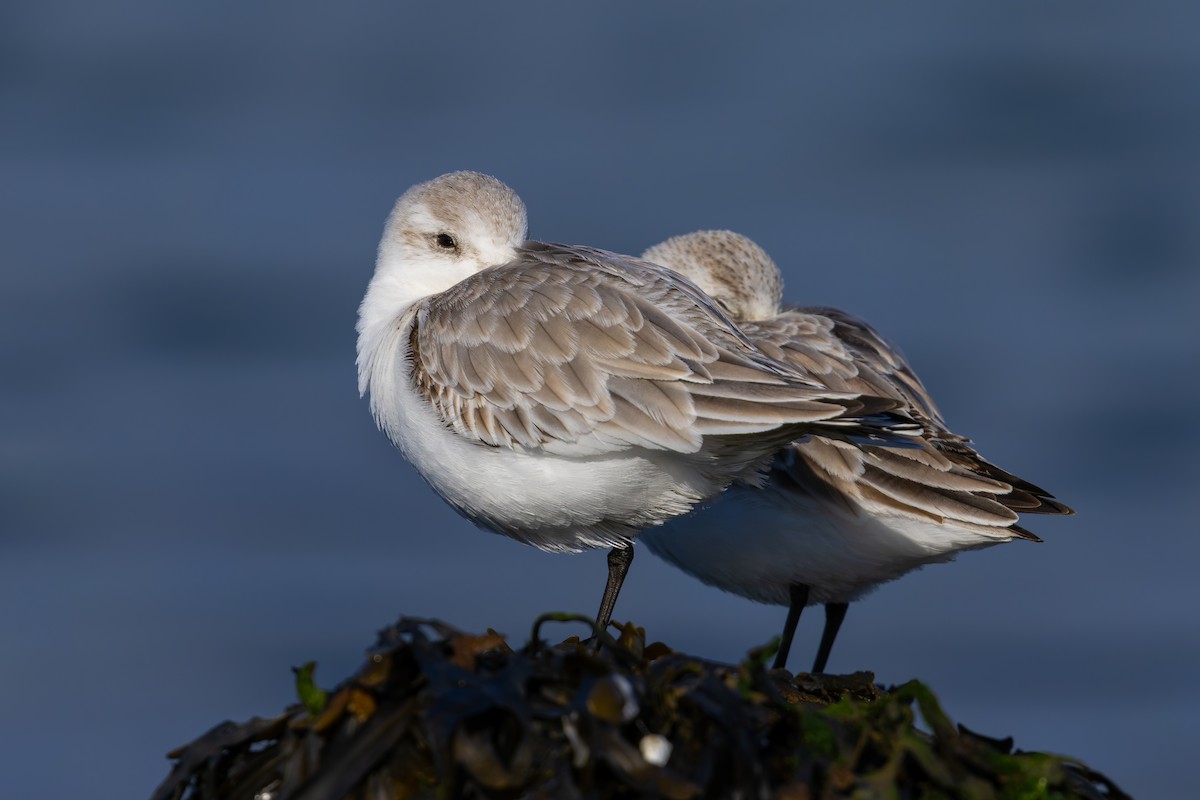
[361,312,719,552]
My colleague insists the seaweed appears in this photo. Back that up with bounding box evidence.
[151,615,1129,799]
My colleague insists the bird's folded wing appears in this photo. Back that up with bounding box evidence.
[743,308,947,429]
[409,247,915,454]
[750,309,1072,521]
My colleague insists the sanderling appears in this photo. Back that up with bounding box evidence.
[638,231,1073,672]
[356,174,921,629]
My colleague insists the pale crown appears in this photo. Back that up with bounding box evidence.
[371,171,529,310]
[642,230,784,322]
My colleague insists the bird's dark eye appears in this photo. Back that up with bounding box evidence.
[435,233,457,250]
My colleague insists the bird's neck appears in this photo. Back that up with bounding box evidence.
[356,265,422,398]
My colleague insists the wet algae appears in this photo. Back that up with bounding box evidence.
[152,615,1128,799]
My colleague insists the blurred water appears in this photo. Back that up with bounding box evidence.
[2,2,1198,797]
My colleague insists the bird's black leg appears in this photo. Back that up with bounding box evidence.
[595,545,634,632]
[812,602,849,674]
[772,583,810,670]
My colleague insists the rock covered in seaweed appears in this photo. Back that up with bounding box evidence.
[152,615,1128,799]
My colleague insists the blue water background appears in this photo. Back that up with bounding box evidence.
[2,3,1198,797]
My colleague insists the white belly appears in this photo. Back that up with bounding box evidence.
[364,315,716,552]
[641,481,1012,605]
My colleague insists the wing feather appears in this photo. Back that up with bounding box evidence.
[749,307,1073,524]
[409,245,916,454]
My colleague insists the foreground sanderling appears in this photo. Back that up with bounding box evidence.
[356,173,922,629]
[638,231,1073,671]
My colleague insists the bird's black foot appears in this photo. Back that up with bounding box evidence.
[594,545,634,632]
[772,583,810,670]
[812,602,848,674]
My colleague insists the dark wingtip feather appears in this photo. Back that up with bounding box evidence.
[1035,497,1075,516]
[1008,523,1044,543]
[932,440,1075,517]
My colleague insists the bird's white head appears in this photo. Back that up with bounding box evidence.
[642,230,783,322]
[357,171,528,396]
[360,171,528,329]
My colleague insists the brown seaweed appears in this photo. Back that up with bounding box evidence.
[152,615,1128,799]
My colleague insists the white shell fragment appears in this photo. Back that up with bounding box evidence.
[639,733,673,767]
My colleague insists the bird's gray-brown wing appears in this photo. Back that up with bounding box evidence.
[743,308,947,429]
[408,246,917,457]
[745,308,1073,533]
